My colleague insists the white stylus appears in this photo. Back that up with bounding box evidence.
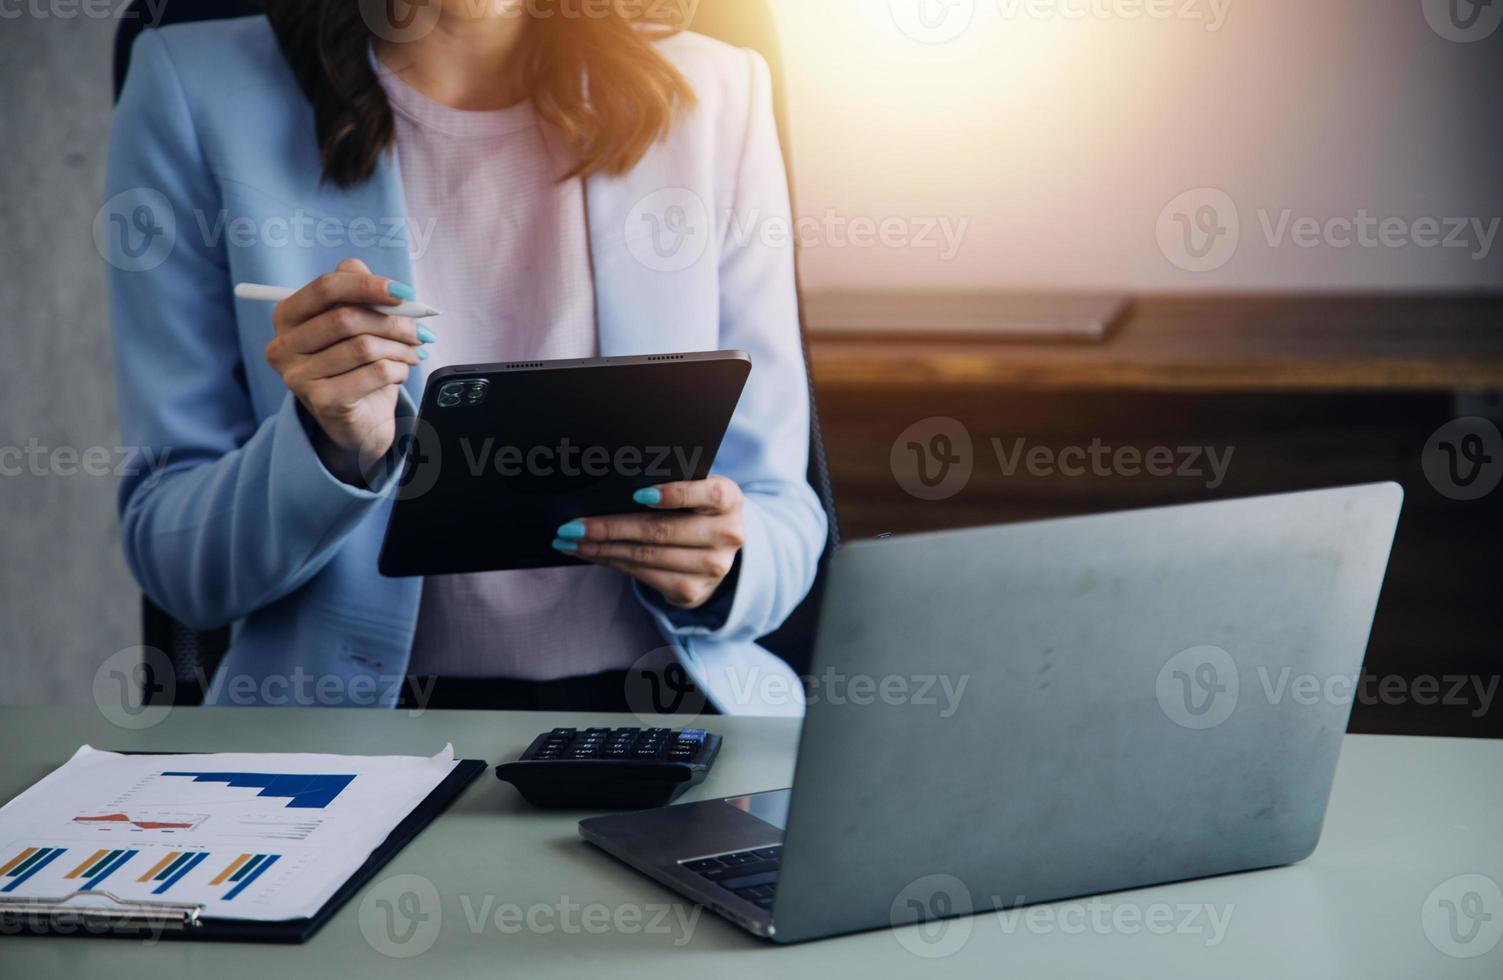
[233,282,442,319]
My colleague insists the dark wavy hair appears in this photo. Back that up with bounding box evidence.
[264,1,697,188]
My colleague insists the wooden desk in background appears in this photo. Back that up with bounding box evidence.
[807,294,1503,393]
[803,294,1503,739]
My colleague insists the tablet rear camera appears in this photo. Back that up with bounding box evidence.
[438,379,489,408]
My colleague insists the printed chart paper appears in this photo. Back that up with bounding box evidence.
[0,745,457,920]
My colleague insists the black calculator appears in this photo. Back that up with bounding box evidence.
[494,727,722,809]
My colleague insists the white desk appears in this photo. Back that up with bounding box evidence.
[1,707,1499,978]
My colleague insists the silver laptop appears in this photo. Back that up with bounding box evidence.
[579,483,1403,943]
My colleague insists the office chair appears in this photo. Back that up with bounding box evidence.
[116,0,840,705]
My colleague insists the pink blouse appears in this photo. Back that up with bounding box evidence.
[378,60,665,681]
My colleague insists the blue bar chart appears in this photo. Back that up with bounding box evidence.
[63,847,139,891]
[158,772,355,809]
[135,849,211,894]
[209,852,283,900]
[0,846,66,892]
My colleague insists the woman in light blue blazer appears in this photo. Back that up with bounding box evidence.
[104,2,826,714]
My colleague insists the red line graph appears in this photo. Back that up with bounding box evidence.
[73,813,199,831]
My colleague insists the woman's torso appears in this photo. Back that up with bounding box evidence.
[377,60,666,681]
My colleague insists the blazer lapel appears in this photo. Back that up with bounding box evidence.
[584,170,720,358]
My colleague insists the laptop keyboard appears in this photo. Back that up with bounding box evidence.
[682,845,782,911]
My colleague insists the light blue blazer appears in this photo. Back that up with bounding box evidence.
[105,17,826,715]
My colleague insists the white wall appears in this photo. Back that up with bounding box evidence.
[771,0,1503,291]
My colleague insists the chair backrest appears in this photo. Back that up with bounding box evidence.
[685,1,841,673]
[120,0,839,699]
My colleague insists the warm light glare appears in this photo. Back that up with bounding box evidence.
[767,0,1501,292]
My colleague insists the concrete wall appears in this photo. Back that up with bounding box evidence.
[2,2,1499,703]
[1,13,132,705]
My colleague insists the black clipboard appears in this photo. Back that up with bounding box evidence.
[0,757,486,943]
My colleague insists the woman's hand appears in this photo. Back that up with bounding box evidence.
[264,258,430,482]
[554,476,747,610]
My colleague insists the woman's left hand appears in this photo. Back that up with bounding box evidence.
[554,476,746,610]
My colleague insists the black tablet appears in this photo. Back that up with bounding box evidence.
[378,350,752,577]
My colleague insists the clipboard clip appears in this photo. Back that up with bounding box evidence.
[0,890,203,933]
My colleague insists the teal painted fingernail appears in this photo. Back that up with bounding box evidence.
[633,487,662,506]
[388,281,416,301]
[552,538,578,554]
[417,325,438,344]
[417,347,429,362]
[557,521,587,540]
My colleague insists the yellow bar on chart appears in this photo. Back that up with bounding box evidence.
[67,849,111,879]
[137,852,180,882]
[211,853,253,886]
[0,847,38,876]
